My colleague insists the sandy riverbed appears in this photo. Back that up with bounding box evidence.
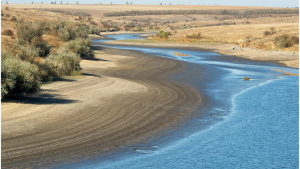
[1,44,201,168]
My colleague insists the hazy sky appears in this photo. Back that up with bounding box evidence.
[3,0,299,7]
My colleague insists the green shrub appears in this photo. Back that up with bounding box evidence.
[157,30,169,39]
[1,55,41,99]
[64,22,89,40]
[28,37,51,57]
[16,20,51,57]
[89,25,100,35]
[36,41,51,57]
[17,20,43,44]
[46,51,81,76]
[1,50,15,60]
[274,34,299,49]
[17,45,39,62]
[58,28,70,41]
[37,63,57,82]
[65,38,93,58]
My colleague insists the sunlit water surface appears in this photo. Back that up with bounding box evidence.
[58,34,299,168]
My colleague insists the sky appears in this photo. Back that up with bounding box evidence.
[3,0,299,8]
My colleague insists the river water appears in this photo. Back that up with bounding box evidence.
[59,34,299,168]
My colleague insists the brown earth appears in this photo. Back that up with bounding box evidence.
[1,45,201,168]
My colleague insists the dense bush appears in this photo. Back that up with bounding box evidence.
[1,55,41,99]
[1,18,97,99]
[17,45,39,62]
[65,38,94,58]
[2,29,14,36]
[89,25,100,35]
[17,20,51,57]
[35,41,51,57]
[274,34,299,49]
[16,20,43,44]
[46,51,81,76]
[1,50,15,60]
[52,21,89,40]
[157,30,169,39]
[69,24,89,39]
[58,28,70,41]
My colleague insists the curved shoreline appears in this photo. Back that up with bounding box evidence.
[97,39,299,69]
[1,46,202,168]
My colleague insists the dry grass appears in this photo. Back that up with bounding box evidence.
[2,4,299,52]
[172,22,299,52]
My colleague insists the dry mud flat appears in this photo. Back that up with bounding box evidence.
[1,47,201,168]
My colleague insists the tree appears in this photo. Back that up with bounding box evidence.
[32,1,33,4]
[126,1,128,4]
[61,1,62,4]
[41,1,43,4]
[76,1,78,4]
[160,2,162,5]
[111,2,112,4]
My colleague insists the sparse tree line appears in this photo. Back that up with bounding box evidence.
[104,8,299,17]
[1,18,96,99]
[34,8,91,17]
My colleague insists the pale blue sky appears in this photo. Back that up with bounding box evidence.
[3,0,299,7]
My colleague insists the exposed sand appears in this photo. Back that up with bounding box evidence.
[103,40,299,68]
[1,44,201,168]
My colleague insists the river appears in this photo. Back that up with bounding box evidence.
[59,34,299,169]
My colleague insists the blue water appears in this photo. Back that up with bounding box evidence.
[60,34,299,168]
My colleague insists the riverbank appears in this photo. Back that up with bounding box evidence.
[101,39,299,69]
[58,33,299,169]
[1,43,202,168]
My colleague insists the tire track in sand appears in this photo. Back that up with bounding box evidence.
[1,47,201,168]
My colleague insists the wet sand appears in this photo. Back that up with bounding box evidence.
[1,45,202,168]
